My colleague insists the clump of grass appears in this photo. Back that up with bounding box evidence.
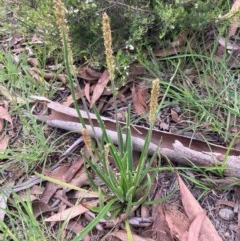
[138,41,240,145]
[0,190,52,241]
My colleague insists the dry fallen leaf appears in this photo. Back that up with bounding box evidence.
[177,174,223,241]
[0,105,12,152]
[152,188,172,241]
[44,204,88,222]
[90,70,110,108]
[32,200,52,218]
[188,212,206,241]
[30,33,43,45]
[228,0,240,36]
[131,85,147,116]
[0,106,13,130]
[137,87,149,109]
[84,82,91,103]
[0,85,25,104]
[0,135,9,151]
[106,230,155,241]
[171,109,181,123]
[28,68,42,82]
[40,181,58,204]
[77,66,102,82]
[61,91,82,107]
[27,57,39,67]
[165,205,189,241]
[65,220,84,233]
[0,183,14,221]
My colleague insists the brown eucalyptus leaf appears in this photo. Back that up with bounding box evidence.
[0,134,9,151]
[106,230,155,241]
[0,106,13,130]
[32,200,51,218]
[177,174,222,241]
[188,212,206,241]
[45,204,88,222]
[90,70,110,108]
[84,82,91,103]
[131,86,146,116]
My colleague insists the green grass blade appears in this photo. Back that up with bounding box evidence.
[73,198,118,241]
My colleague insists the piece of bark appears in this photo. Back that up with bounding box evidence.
[35,117,240,179]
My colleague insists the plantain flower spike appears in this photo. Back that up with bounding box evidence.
[104,143,110,167]
[102,12,115,80]
[53,0,74,75]
[149,78,160,124]
[82,128,92,152]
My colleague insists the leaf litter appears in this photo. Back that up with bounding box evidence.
[1,3,240,240]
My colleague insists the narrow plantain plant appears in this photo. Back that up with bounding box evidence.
[53,1,162,239]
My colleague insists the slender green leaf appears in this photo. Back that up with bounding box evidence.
[73,198,118,241]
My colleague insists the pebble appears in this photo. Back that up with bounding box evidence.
[219,208,235,221]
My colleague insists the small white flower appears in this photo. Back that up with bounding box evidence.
[126,44,134,50]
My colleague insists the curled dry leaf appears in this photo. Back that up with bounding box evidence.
[0,105,12,151]
[40,181,58,204]
[41,159,84,203]
[30,33,43,45]
[43,72,66,83]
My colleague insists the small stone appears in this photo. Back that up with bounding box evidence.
[219,208,234,221]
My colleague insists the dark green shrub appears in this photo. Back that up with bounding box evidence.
[65,0,230,64]
[12,0,231,67]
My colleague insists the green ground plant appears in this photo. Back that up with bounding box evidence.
[1,0,239,240]
[0,191,49,241]
[0,50,60,174]
[53,1,165,236]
